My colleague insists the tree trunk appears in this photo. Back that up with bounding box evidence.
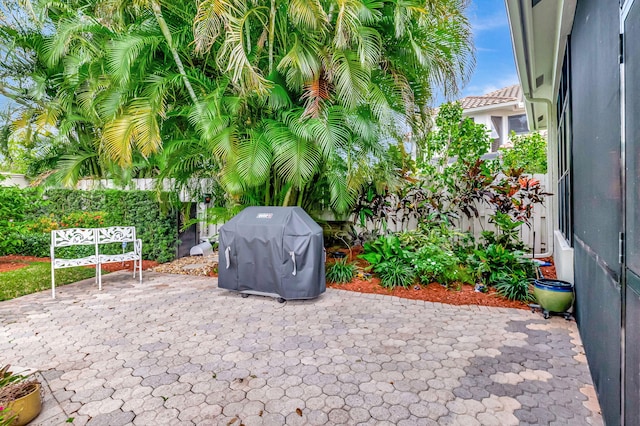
[268,0,276,74]
[151,1,199,108]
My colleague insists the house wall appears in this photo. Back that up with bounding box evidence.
[463,104,528,151]
[569,1,623,425]
[0,173,29,188]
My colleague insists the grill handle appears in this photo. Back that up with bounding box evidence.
[225,246,231,269]
[289,251,297,276]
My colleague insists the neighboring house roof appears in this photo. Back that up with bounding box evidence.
[458,85,522,110]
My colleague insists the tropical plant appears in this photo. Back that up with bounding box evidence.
[494,273,534,302]
[499,131,547,174]
[481,212,527,251]
[376,261,415,289]
[326,258,356,284]
[358,234,410,270]
[470,243,536,289]
[1,0,475,215]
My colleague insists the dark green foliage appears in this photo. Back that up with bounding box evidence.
[469,243,536,302]
[495,275,534,302]
[326,259,356,284]
[375,261,416,289]
[499,132,547,174]
[0,188,178,262]
[359,235,411,269]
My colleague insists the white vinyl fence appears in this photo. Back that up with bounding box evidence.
[353,174,551,257]
[75,174,552,257]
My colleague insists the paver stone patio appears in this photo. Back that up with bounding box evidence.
[0,271,603,425]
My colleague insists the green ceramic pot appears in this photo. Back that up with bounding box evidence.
[534,279,574,313]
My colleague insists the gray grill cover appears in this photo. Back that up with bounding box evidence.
[218,207,326,300]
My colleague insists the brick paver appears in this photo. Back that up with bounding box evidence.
[0,271,603,425]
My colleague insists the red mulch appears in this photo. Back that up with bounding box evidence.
[100,260,159,272]
[0,256,49,273]
[0,256,158,273]
[325,248,558,310]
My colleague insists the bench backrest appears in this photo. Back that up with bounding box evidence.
[97,226,136,244]
[51,229,97,248]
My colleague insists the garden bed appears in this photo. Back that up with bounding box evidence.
[326,247,557,310]
[0,256,159,273]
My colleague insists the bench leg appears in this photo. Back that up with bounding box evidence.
[139,257,142,283]
[51,266,56,299]
[97,264,102,291]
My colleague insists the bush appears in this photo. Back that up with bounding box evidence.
[359,235,411,269]
[412,244,460,286]
[494,274,534,302]
[0,188,179,262]
[469,244,536,300]
[326,259,356,284]
[375,261,415,289]
[499,132,547,174]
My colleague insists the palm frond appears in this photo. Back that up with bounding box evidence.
[237,128,273,186]
[309,106,349,158]
[277,35,321,92]
[301,72,331,118]
[330,50,369,109]
[101,98,162,166]
[266,119,321,188]
[333,0,361,49]
[193,0,232,54]
[288,0,328,32]
[216,5,271,94]
[107,33,163,85]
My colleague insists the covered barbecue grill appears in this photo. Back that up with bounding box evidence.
[218,206,326,301]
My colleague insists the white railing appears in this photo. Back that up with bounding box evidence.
[75,178,216,203]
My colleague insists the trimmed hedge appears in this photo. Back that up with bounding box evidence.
[0,188,179,263]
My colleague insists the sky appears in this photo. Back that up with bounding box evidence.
[461,0,519,98]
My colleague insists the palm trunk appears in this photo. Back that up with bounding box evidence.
[268,0,276,74]
[151,1,199,108]
[282,185,293,206]
[265,175,271,205]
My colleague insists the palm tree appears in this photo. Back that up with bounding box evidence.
[190,0,474,212]
[0,0,474,215]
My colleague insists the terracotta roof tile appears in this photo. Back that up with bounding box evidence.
[458,85,522,110]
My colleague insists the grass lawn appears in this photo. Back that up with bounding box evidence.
[0,262,100,301]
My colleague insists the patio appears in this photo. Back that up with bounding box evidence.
[0,272,602,426]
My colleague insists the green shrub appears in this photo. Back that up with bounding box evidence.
[499,131,547,174]
[0,225,23,256]
[469,243,536,302]
[0,188,178,262]
[326,259,356,284]
[359,234,411,269]
[494,273,534,302]
[375,261,415,289]
[18,232,50,258]
[412,243,460,285]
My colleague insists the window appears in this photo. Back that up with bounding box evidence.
[557,44,572,245]
[508,114,529,134]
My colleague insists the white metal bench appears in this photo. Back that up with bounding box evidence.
[50,226,142,298]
